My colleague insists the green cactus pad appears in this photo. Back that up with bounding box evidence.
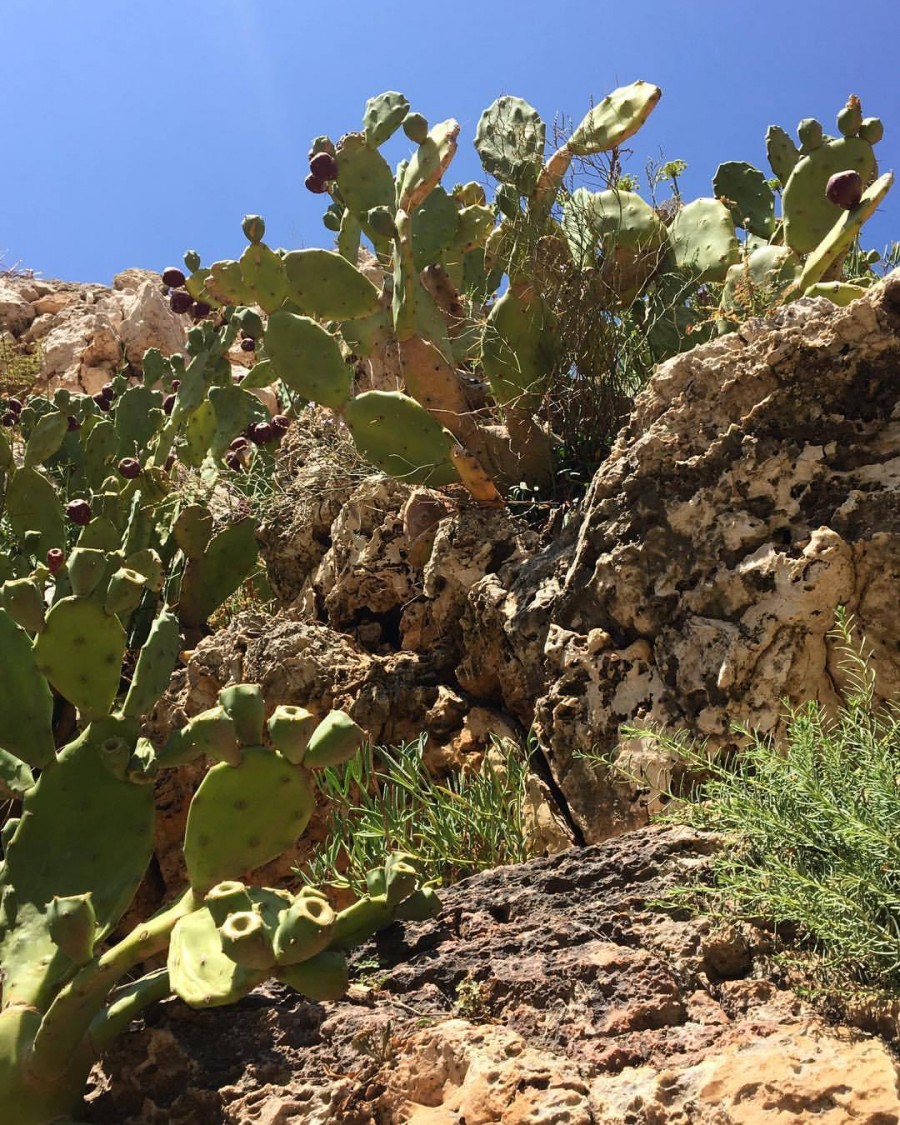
[482,289,559,405]
[84,420,119,489]
[384,853,419,906]
[23,410,68,468]
[204,880,254,927]
[343,391,459,486]
[163,705,242,767]
[398,119,461,212]
[335,132,396,219]
[475,97,545,196]
[282,249,381,321]
[219,909,276,970]
[184,746,316,893]
[0,610,55,768]
[272,893,336,965]
[168,905,267,1007]
[267,705,317,764]
[276,949,349,1001]
[208,384,261,458]
[122,610,181,719]
[567,81,662,156]
[124,547,164,592]
[363,90,410,147]
[6,467,65,556]
[765,124,800,188]
[805,281,868,306]
[720,245,802,324]
[46,893,97,965]
[173,504,214,560]
[206,259,250,306]
[328,893,393,949]
[713,161,776,239]
[393,884,442,922]
[782,136,878,253]
[412,187,461,269]
[0,578,45,635]
[65,548,108,598]
[797,172,894,291]
[302,710,365,769]
[239,242,286,313]
[0,747,35,797]
[34,597,126,719]
[239,359,276,390]
[668,198,740,282]
[218,684,265,746]
[114,385,164,458]
[5,724,153,947]
[264,311,353,410]
[178,517,258,629]
[561,188,667,303]
[797,117,824,153]
[104,567,147,618]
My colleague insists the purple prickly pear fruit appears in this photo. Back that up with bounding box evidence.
[162,266,186,288]
[164,453,176,471]
[826,170,863,209]
[229,436,250,451]
[117,457,141,479]
[224,451,243,471]
[67,415,80,431]
[169,289,193,314]
[100,382,116,400]
[192,301,212,321]
[162,393,177,415]
[170,379,181,390]
[271,414,290,432]
[2,411,16,427]
[309,151,338,181]
[46,548,65,576]
[305,173,329,194]
[6,397,22,414]
[92,393,111,412]
[250,421,274,445]
[66,499,92,526]
[240,337,256,352]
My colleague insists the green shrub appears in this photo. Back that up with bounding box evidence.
[621,609,900,990]
[300,734,534,895]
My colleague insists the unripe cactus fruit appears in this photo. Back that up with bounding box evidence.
[170,289,193,314]
[403,112,429,144]
[162,266,186,288]
[309,151,338,180]
[826,170,863,209]
[242,215,266,243]
[66,499,92,526]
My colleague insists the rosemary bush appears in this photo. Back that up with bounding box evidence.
[300,734,534,895]
[623,609,900,988]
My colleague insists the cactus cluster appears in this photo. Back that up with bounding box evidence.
[0,618,438,1122]
[174,87,890,500]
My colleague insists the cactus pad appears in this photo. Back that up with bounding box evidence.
[264,311,353,410]
[34,598,126,719]
[668,198,740,282]
[343,391,458,486]
[0,610,55,768]
[475,97,545,196]
[282,249,381,321]
[567,81,662,156]
[183,746,316,893]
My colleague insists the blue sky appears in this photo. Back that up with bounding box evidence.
[3,1,899,283]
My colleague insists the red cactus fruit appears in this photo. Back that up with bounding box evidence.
[117,458,141,479]
[162,267,186,288]
[66,499,92,526]
[826,169,863,209]
[46,548,65,576]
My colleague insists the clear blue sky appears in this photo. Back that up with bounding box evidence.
[3,0,899,283]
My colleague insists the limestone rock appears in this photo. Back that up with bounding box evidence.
[0,277,36,335]
[117,280,186,366]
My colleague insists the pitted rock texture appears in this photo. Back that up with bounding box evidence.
[465,280,900,842]
[85,826,900,1123]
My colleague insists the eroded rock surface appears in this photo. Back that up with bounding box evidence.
[85,826,900,1123]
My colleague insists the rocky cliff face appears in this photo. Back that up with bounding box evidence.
[156,275,900,846]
